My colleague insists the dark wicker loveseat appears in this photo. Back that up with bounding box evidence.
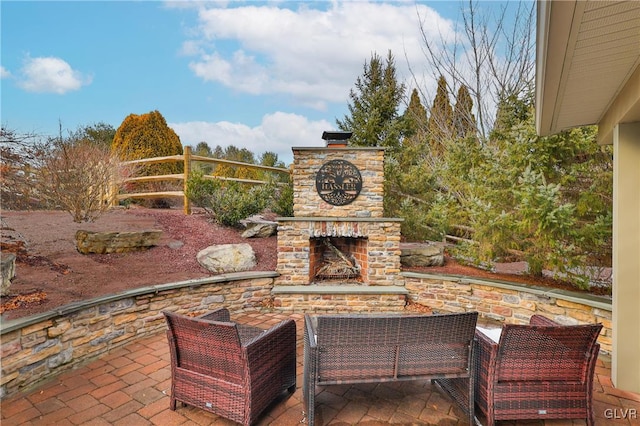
[473,314,602,425]
[163,308,297,426]
[303,312,478,425]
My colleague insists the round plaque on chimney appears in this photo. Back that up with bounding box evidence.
[315,159,363,206]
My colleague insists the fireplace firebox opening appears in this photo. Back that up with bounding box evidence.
[309,236,368,283]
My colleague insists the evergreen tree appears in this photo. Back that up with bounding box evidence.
[258,151,288,183]
[402,88,429,156]
[453,85,477,138]
[211,144,258,180]
[74,122,116,149]
[259,151,284,168]
[112,110,183,175]
[212,145,224,158]
[428,75,454,154]
[434,92,612,289]
[194,141,212,157]
[193,141,214,174]
[336,50,406,155]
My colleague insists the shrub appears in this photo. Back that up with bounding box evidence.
[112,110,183,207]
[34,137,128,222]
[269,178,293,217]
[112,110,182,168]
[186,172,272,227]
[1,128,44,210]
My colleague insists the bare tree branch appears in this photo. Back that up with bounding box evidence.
[411,0,535,140]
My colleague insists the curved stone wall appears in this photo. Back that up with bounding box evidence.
[0,272,277,399]
[404,272,612,353]
[0,270,611,400]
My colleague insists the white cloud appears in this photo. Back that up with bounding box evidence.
[170,112,333,165]
[0,66,11,79]
[184,2,455,110]
[17,56,92,94]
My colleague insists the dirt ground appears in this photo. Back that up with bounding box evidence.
[0,207,601,321]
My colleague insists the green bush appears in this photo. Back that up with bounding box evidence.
[270,179,293,217]
[186,172,272,228]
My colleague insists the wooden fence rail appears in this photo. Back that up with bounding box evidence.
[116,146,291,214]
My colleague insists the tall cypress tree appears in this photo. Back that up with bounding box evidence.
[399,88,429,164]
[427,75,454,153]
[403,89,428,144]
[453,85,477,138]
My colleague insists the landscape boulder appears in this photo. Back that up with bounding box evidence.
[400,243,445,267]
[241,221,278,238]
[1,253,16,296]
[76,230,163,254]
[197,243,257,274]
[240,215,278,238]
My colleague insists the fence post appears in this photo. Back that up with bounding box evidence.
[110,175,118,207]
[183,146,191,215]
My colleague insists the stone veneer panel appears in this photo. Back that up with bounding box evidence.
[275,218,404,287]
[292,147,385,218]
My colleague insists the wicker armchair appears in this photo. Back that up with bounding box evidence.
[475,315,602,425]
[162,308,297,426]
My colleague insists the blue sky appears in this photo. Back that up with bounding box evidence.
[2,1,500,165]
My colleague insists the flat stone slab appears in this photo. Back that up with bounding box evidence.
[271,285,408,294]
[400,242,445,267]
[76,230,163,254]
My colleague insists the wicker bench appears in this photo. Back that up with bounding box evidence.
[303,312,478,425]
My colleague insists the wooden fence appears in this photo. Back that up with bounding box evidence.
[116,146,290,214]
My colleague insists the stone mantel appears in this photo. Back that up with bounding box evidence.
[277,217,403,223]
[291,147,386,152]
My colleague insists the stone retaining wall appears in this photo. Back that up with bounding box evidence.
[0,272,276,399]
[404,272,613,353]
[0,271,612,400]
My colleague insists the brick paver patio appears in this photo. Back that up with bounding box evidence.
[1,310,639,425]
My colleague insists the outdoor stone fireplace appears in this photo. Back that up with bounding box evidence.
[272,132,407,312]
